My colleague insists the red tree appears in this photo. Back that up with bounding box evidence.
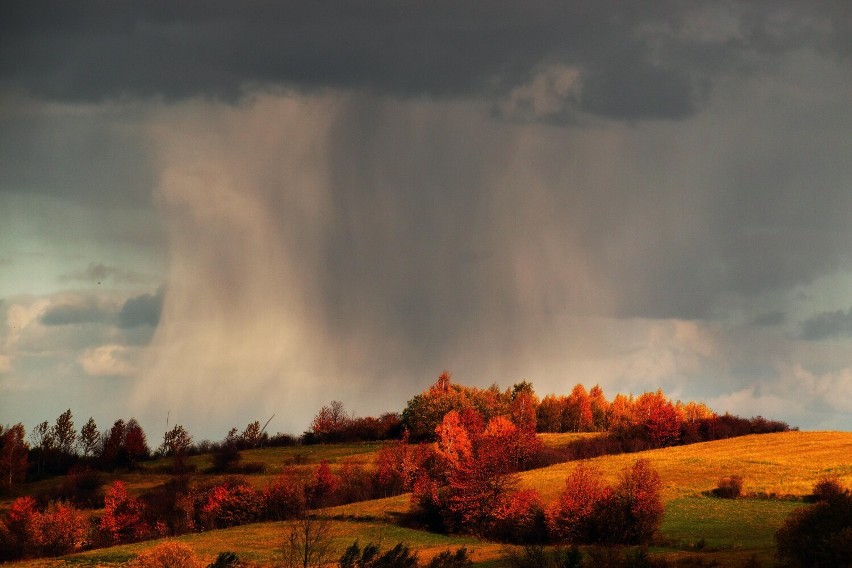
[100,481,149,543]
[546,462,611,543]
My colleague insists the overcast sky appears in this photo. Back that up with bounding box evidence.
[2,1,852,440]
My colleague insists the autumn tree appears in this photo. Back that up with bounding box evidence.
[162,425,193,473]
[588,385,610,431]
[417,410,542,536]
[50,409,76,456]
[100,481,149,543]
[101,419,127,469]
[604,459,664,544]
[241,421,263,448]
[635,390,682,448]
[564,384,593,432]
[0,424,29,492]
[546,462,612,543]
[536,395,565,433]
[29,421,54,476]
[77,417,100,458]
[124,419,150,468]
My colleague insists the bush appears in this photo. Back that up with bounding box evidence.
[338,541,419,568]
[503,544,583,568]
[129,540,202,568]
[29,501,89,557]
[776,479,852,567]
[491,489,547,544]
[263,472,307,520]
[712,475,743,499]
[426,548,473,568]
[810,475,846,503]
[207,551,241,567]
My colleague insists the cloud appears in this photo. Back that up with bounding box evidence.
[40,295,115,326]
[118,288,163,328]
[79,344,138,377]
[800,307,852,340]
[0,353,11,374]
[2,2,847,123]
[753,311,786,327]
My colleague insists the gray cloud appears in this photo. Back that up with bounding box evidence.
[753,311,786,327]
[800,308,852,341]
[119,287,163,328]
[40,297,114,326]
[2,2,848,122]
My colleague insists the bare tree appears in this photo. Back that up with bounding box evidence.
[282,513,335,568]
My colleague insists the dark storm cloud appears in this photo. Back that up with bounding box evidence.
[800,308,852,341]
[2,1,846,121]
[118,288,163,328]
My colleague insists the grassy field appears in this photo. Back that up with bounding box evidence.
[7,431,852,567]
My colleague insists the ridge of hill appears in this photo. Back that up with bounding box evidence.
[9,431,852,567]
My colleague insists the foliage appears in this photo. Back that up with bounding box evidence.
[129,540,202,568]
[100,480,150,543]
[0,423,29,492]
[775,479,852,567]
[264,471,308,520]
[338,540,419,568]
[208,551,241,568]
[29,501,89,557]
[503,544,583,568]
[426,547,473,568]
[162,424,193,473]
[712,475,744,499]
[411,409,543,537]
[77,416,100,457]
[200,480,264,529]
[546,462,612,543]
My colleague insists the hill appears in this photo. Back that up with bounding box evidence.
[11,430,848,567]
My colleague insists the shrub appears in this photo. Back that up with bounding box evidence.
[129,540,202,568]
[207,551,241,567]
[338,541,419,568]
[491,489,546,544]
[503,544,583,568]
[264,472,307,520]
[712,475,743,499]
[776,479,852,567]
[100,481,149,543]
[810,475,846,503]
[29,501,89,557]
[427,547,473,568]
[200,482,264,529]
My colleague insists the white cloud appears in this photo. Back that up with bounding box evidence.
[79,344,138,377]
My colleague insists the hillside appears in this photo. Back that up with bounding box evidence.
[12,430,848,567]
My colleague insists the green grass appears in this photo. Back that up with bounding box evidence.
[658,496,807,565]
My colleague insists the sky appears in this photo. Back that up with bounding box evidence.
[2,1,852,441]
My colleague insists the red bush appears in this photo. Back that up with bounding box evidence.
[263,471,307,520]
[100,481,149,543]
[29,501,89,557]
[603,459,664,545]
[491,489,545,543]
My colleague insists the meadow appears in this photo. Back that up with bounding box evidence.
[7,431,851,567]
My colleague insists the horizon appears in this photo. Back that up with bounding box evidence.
[2,2,852,440]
